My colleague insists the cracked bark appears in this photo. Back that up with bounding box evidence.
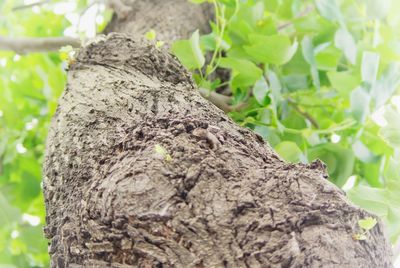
[43,0,393,267]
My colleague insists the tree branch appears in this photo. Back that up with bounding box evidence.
[199,88,232,112]
[0,36,81,54]
[199,88,247,113]
[108,0,133,19]
[287,97,320,129]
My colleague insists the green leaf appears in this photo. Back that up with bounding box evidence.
[200,33,217,51]
[315,0,344,27]
[267,70,282,103]
[348,185,390,217]
[352,233,367,240]
[188,29,205,68]
[301,36,320,90]
[228,20,253,45]
[244,34,298,65]
[0,192,20,226]
[335,28,357,65]
[283,74,309,91]
[361,51,380,87]
[314,44,341,71]
[253,77,269,106]
[201,33,230,52]
[154,144,172,161]
[301,36,315,65]
[358,217,377,231]
[308,144,355,186]
[387,206,400,243]
[327,71,359,94]
[385,156,400,182]
[59,45,75,61]
[219,57,262,88]
[171,30,205,70]
[350,87,370,123]
[361,161,382,187]
[250,1,265,23]
[275,141,305,163]
[255,126,281,146]
[371,63,400,109]
[380,106,400,148]
[156,41,165,48]
[145,29,156,40]
[352,140,378,163]
[365,0,391,19]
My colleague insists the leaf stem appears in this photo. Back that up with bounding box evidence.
[206,1,226,78]
[246,117,356,136]
[287,97,320,129]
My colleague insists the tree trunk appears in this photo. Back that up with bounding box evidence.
[43,0,392,267]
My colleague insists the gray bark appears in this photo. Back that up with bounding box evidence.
[43,0,393,267]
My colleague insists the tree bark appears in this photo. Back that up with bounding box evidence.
[43,0,393,267]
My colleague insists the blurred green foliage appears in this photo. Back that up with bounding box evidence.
[0,0,110,266]
[174,0,400,247]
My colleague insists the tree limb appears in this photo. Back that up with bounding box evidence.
[199,88,232,112]
[108,0,133,19]
[199,88,247,113]
[0,36,81,54]
[287,97,320,129]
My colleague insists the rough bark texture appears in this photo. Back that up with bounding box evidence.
[103,0,212,44]
[43,0,392,267]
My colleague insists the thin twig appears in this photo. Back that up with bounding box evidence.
[0,36,81,54]
[282,119,356,135]
[287,97,320,129]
